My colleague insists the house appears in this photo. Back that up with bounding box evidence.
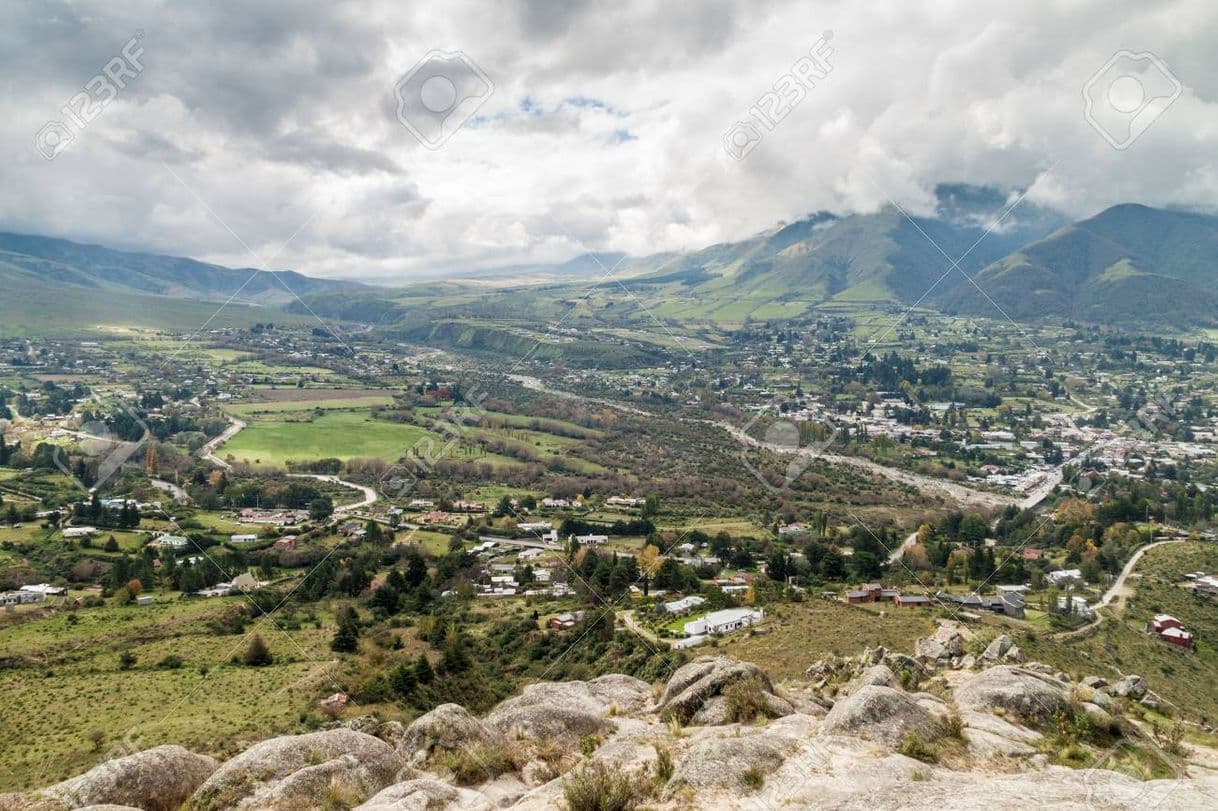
[843,584,898,604]
[1057,594,1095,619]
[63,526,98,538]
[136,595,154,606]
[1,590,43,606]
[549,612,579,630]
[1192,574,1218,601]
[684,608,764,636]
[452,500,486,513]
[517,521,553,533]
[273,535,297,550]
[1022,549,1043,561]
[20,583,66,597]
[663,595,706,615]
[605,496,645,508]
[541,498,574,509]
[1000,590,1026,619]
[573,533,609,546]
[408,498,435,510]
[152,534,190,550]
[894,594,931,608]
[778,522,806,535]
[1157,626,1195,650]
[1149,614,1183,633]
[1046,568,1083,586]
[230,534,259,545]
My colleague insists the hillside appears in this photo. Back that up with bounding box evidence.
[0,233,361,335]
[941,205,1218,327]
[5,627,1217,809]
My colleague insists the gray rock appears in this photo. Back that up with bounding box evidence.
[853,664,899,690]
[1082,675,1108,689]
[959,654,977,670]
[981,635,1013,661]
[664,733,789,794]
[881,652,924,678]
[955,666,1072,724]
[190,729,403,810]
[1081,702,1115,730]
[41,745,217,811]
[484,675,647,747]
[1002,645,1026,663]
[656,656,790,725]
[820,685,944,747]
[1111,675,1149,699]
[1140,691,1162,710]
[355,778,493,810]
[397,703,494,766]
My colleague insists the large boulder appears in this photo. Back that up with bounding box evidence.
[664,733,790,795]
[819,685,944,748]
[484,675,648,747]
[190,729,404,810]
[981,635,1013,662]
[355,778,493,810]
[38,745,217,811]
[955,666,1072,724]
[397,703,494,766]
[655,656,792,725]
[1110,675,1149,699]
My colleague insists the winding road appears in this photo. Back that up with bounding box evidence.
[198,415,246,470]
[1055,537,1184,639]
[286,473,378,514]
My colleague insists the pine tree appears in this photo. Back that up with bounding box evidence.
[242,634,273,666]
[330,606,360,653]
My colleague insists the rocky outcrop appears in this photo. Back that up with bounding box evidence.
[1110,675,1149,699]
[189,728,404,810]
[31,746,217,811]
[397,703,495,766]
[484,675,648,747]
[656,656,792,725]
[955,666,1072,724]
[820,685,944,747]
[355,778,493,810]
[665,733,790,794]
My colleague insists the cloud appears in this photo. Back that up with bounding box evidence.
[1,0,1216,282]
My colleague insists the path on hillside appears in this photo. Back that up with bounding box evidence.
[286,473,378,514]
[620,609,673,650]
[1055,538,1184,640]
[149,478,190,503]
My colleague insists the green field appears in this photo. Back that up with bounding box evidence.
[220,411,433,465]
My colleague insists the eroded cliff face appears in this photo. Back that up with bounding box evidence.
[4,623,1215,811]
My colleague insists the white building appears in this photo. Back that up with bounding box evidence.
[230,534,259,544]
[684,608,764,636]
[574,534,609,545]
[20,583,66,597]
[63,526,98,538]
[517,521,553,533]
[1046,568,1083,586]
[663,595,706,614]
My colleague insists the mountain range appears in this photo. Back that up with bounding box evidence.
[2,188,1216,335]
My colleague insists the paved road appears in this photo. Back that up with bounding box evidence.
[198,415,246,469]
[1055,538,1184,640]
[149,478,190,503]
[286,473,378,514]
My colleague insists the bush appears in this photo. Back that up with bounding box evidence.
[898,730,938,762]
[118,651,137,670]
[442,742,520,786]
[156,654,184,670]
[241,634,273,667]
[740,765,766,790]
[562,761,644,811]
[723,676,776,723]
[654,744,674,785]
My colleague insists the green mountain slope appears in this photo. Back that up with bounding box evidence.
[941,205,1218,327]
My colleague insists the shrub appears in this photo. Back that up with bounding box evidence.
[118,651,137,670]
[940,711,965,739]
[241,634,273,667]
[740,765,766,790]
[898,730,938,762]
[723,676,776,723]
[156,654,184,670]
[442,742,520,786]
[654,745,674,785]
[562,761,644,811]
[579,735,602,757]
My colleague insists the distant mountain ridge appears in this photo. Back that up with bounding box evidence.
[0,232,360,305]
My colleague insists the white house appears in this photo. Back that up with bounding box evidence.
[517,521,553,533]
[663,595,706,614]
[20,583,66,597]
[574,534,609,545]
[684,608,764,636]
[230,534,259,544]
[1057,594,1095,619]
[63,526,98,538]
[152,534,190,549]
[1046,568,1083,586]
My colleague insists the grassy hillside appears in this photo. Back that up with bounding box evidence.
[943,205,1218,328]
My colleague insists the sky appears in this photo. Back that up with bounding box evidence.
[2,0,1217,283]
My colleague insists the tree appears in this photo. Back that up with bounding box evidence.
[413,653,434,684]
[642,493,659,518]
[309,497,334,521]
[242,634,273,666]
[637,544,661,596]
[330,606,360,653]
[959,514,989,548]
